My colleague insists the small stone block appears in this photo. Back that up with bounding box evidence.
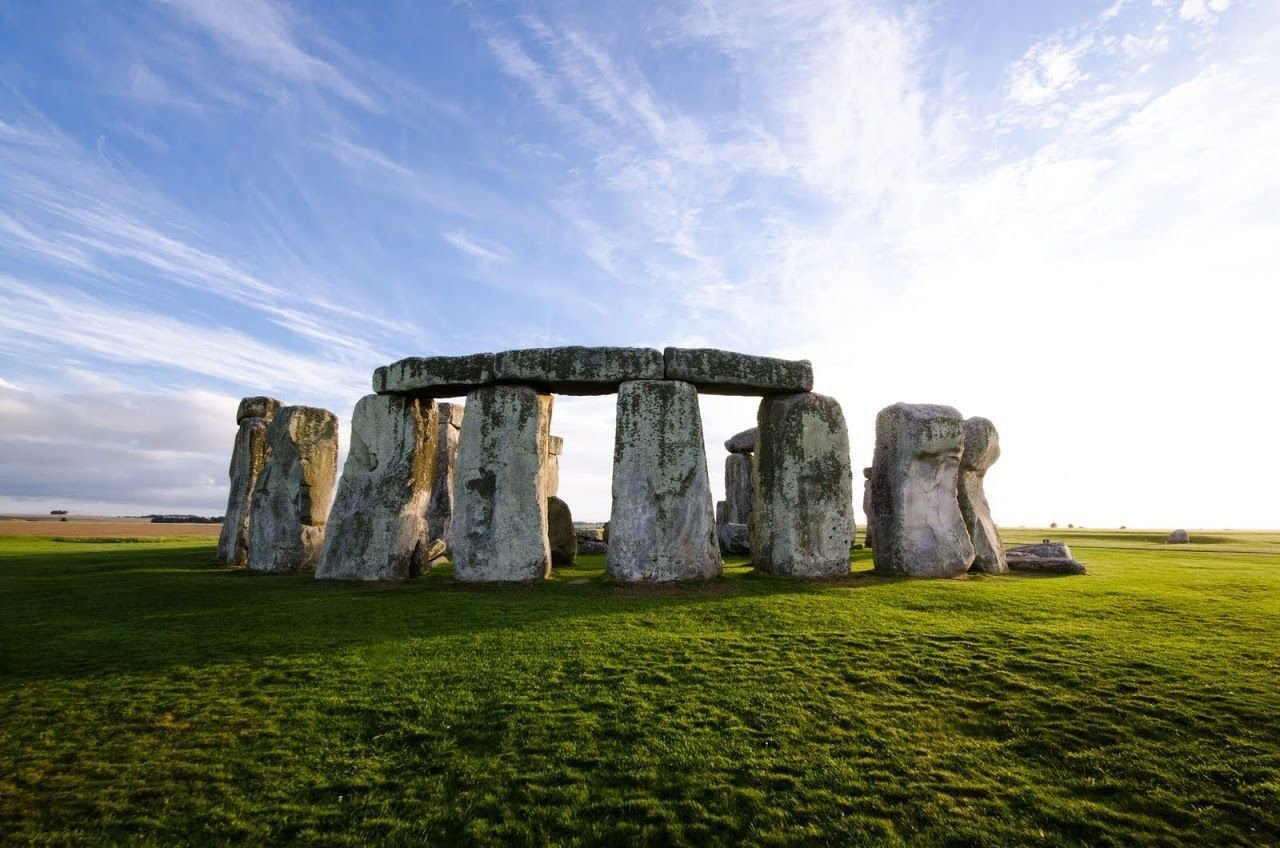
[236,396,284,424]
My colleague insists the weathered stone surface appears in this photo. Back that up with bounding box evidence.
[548,496,576,566]
[578,538,608,555]
[452,385,553,581]
[236,396,284,425]
[377,353,494,397]
[1167,529,1190,543]
[316,395,437,581]
[548,434,564,455]
[862,467,874,549]
[1007,541,1086,575]
[715,500,727,526]
[869,403,974,578]
[247,406,339,574]
[724,453,754,526]
[663,348,813,396]
[1010,541,1073,559]
[718,522,750,555]
[544,452,560,498]
[575,525,605,542]
[493,346,663,395]
[216,417,271,565]
[608,380,721,581]
[426,401,463,547]
[958,417,1007,575]
[752,392,855,576]
[724,427,757,454]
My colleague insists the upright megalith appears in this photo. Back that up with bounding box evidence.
[752,393,855,576]
[316,395,438,581]
[608,380,721,581]
[547,495,576,566]
[545,434,564,498]
[870,403,974,578]
[247,406,339,574]
[958,417,1007,574]
[724,453,753,525]
[216,396,284,565]
[426,401,464,547]
[861,467,874,549]
[452,385,553,582]
[724,427,757,454]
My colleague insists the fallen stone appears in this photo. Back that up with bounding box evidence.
[1007,542,1086,575]
[724,453,753,525]
[663,347,813,396]
[547,496,576,566]
[236,396,284,425]
[1167,529,1190,543]
[316,395,437,581]
[958,417,1007,575]
[247,406,339,574]
[376,353,494,397]
[718,522,750,555]
[575,525,605,542]
[216,413,274,566]
[724,427,757,454]
[577,539,608,555]
[426,401,463,546]
[452,385,553,582]
[1009,540,1073,559]
[493,346,663,395]
[869,403,974,578]
[752,392,855,576]
[608,380,721,581]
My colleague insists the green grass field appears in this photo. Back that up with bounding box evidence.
[2,529,1277,846]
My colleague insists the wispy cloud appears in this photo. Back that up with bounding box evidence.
[441,230,511,264]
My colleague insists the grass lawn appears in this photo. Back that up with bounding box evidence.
[1,529,1277,846]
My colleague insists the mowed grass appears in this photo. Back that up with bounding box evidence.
[1,531,1278,846]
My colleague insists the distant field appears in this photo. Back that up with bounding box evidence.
[0,516,222,539]
[1,529,1277,846]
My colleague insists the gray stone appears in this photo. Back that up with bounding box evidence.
[724,453,753,525]
[607,380,722,581]
[958,417,1007,574]
[236,396,284,425]
[663,347,813,396]
[426,401,463,547]
[1007,541,1086,575]
[548,496,576,566]
[1010,541,1073,559]
[862,467,874,549]
[452,385,553,582]
[869,403,974,578]
[577,538,608,555]
[724,427,757,454]
[715,500,727,526]
[1168,529,1190,543]
[493,346,663,395]
[247,406,339,574]
[718,522,750,555]
[377,353,494,397]
[216,416,272,565]
[752,392,855,576]
[575,525,605,542]
[316,395,438,581]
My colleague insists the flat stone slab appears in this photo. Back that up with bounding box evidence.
[1006,554,1087,575]
[724,427,757,454]
[664,348,813,396]
[493,346,663,395]
[375,353,494,397]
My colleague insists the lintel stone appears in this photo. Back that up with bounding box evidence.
[493,346,663,395]
[663,347,813,396]
[376,353,494,397]
[724,427,757,454]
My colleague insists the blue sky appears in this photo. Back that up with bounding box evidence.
[1,0,1276,527]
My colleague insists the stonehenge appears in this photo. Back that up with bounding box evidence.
[547,496,576,566]
[216,396,283,565]
[426,401,464,547]
[1007,540,1087,574]
[246,405,339,574]
[958,417,1007,574]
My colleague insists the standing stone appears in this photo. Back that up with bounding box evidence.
[1167,529,1190,543]
[958,417,1007,574]
[752,393,855,577]
[247,406,339,574]
[315,395,438,581]
[608,380,721,581]
[724,452,754,525]
[547,496,576,566]
[544,434,563,498]
[870,403,974,578]
[452,385,553,582]
[861,467,874,549]
[724,427,757,454]
[216,396,283,565]
[426,402,464,547]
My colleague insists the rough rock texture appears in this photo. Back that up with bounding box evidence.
[1168,529,1190,543]
[958,417,1007,574]
[493,346,663,395]
[548,435,564,456]
[236,396,284,425]
[869,403,974,578]
[577,538,608,555]
[663,348,813,396]
[1007,542,1086,575]
[426,401,463,547]
[752,392,855,576]
[316,395,438,581]
[724,427,757,454]
[247,406,339,574]
[376,353,494,397]
[862,467,875,549]
[607,380,722,581]
[216,414,273,565]
[724,453,754,525]
[547,496,576,566]
[718,522,750,555]
[452,385,553,582]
